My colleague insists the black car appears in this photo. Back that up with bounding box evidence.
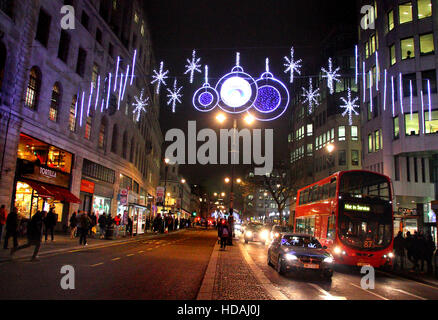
[267,233,334,280]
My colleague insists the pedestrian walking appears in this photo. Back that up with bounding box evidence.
[78,212,91,246]
[425,233,436,274]
[98,214,106,239]
[405,231,414,265]
[218,219,230,250]
[127,217,133,236]
[44,207,57,242]
[0,205,7,246]
[3,207,18,249]
[114,214,121,237]
[393,231,406,271]
[11,210,44,262]
[69,212,77,239]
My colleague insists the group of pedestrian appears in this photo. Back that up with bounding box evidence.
[393,230,436,274]
[151,214,191,234]
[217,219,232,250]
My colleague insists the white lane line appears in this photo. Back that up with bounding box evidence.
[349,282,389,300]
[112,257,121,261]
[90,262,104,267]
[138,250,144,253]
[390,288,427,300]
[126,254,134,257]
[239,243,288,300]
[308,283,347,300]
[378,270,438,291]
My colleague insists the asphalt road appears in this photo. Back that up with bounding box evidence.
[0,229,216,300]
[241,237,438,300]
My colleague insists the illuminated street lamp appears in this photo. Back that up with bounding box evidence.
[244,113,255,125]
[326,143,335,154]
[216,112,227,124]
[225,177,230,184]
[163,158,170,214]
[236,178,242,184]
[221,192,226,197]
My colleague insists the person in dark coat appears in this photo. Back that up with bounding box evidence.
[78,213,91,245]
[11,210,44,261]
[393,231,406,270]
[424,233,436,274]
[3,207,18,249]
[69,212,77,239]
[218,219,230,250]
[405,231,414,264]
[44,207,57,241]
[98,214,106,239]
[127,217,133,235]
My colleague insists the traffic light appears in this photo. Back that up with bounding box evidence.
[192,212,197,216]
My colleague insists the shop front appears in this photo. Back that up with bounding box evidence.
[13,133,80,229]
[393,207,419,236]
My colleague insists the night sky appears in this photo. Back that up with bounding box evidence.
[144,0,357,192]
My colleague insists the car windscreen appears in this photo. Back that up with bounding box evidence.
[281,235,322,248]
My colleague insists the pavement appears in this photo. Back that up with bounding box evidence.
[382,257,438,288]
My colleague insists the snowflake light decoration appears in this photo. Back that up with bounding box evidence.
[321,58,341,95]
[301,78,320,114]
[340,87,359,126]
[166,79,183,113]
[132,89,149,122]
[284,47,302,84]
[151,61,169,94]
[184,50,202,84]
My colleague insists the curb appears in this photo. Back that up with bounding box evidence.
[1,228,187,263]
[378,270,438,289]
[196,241,220,300]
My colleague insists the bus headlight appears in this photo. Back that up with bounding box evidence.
[386,252,394,259]
[323,257,334,263]
[285,253,298,261]
[334,246,342,255]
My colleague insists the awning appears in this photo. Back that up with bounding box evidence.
[20,179,81,204]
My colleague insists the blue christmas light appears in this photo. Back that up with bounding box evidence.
[254,85,281,112]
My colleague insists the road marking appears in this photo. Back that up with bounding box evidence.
[126,254,134,257]
[146,248,153,251]
[69,250,81,253]
[349,282,389,300]
[389,288,427,300]
[90,262,104,267]
[138,250,144,253]
[112,257,121,261]
[308,283,347,300]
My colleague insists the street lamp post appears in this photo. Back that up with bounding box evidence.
[326,143,335,175]
[180,178,186,221]
[163,158,170,216]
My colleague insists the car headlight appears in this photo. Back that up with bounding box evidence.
[274,232,280,238]
[245,231,253,237]
[333,246,342,254]
[285,253,298,261]
[260,230,269,240]
[323,256,334,263]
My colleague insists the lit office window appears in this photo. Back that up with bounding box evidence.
[393,116,400,139]
[338,126,346,141]
[374,130,381,150]
[352,150,359,166]
[368,134,373,153]
[307,144,313,156]
[418,0,432,19]
[401,37,415,60]
[390,44,396,65]
[351,126,358,141]
[307,124,313,136]
[405,113,419,136]
[425,110,438,134]
[399,2,413,24]
[420,33,435,55]
[387,10,395,31]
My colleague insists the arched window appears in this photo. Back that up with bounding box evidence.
[0,42,6,91]
[99,118,107,149]
[122,131,128,159]
[49,82,62,122]
[111,124,118,154]
[24,67,42,110]
[69,95,77,132]
[130,138,135,163]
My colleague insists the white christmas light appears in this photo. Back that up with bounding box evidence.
[427,79,432,121]
[205,65,209,84]
[301,78,320,114]
[284,47,302,84]
[391,76,395,117]
[117,73,124,110]
[321,58,341,95]
[410,80,413,120]
[106,73,112,110]
[94,76,101,111]
[363,62,366,102]
[383,69,387,111]
[131,50,137,86]
[80,91,85,127]
[74,90,79,119]
[167,78,183,113]
[236,52,240,67]
[114,56,120,92]
[355,45,358,84]
[340,87,359,126]
[421,90,425,134]
[399,73,404,114]
[369,70,373,112]
[375,51,380,91]
[151,61,169,94]
[87,82,93,117]
[184,50,202,84]
[122,65,130,100]
[132,89,149,122]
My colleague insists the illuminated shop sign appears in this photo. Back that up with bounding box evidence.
[344,203,371,212]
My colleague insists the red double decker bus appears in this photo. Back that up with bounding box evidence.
[294,170,394,268]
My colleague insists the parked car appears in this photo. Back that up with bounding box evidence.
[267,233,334,280]
[243,223,270,245]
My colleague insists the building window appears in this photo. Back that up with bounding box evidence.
[399,2,413,24]
[57,30,70,63]
[401,37,415,60]
[418,0,432,19]
[414,157,418,182]
[374,130,381,151]
[351,126,358,141]
[49,83,61,122]
[387,10,395,31]
[111,124,118,154]
[69,95,77,132]
[307,124,313,136]
[24,67,41,110]
[0,43,5,91]
[368,134,373,153]
[91,63,99,88]
[405,112,419,136]
[403,73,417,97]
[96,28,102,45]
[422,70,437,93]
[307,144,313,156]
[394,156,400,181]
[98,120,106,149]
[130,138,135,162]
[35,9,51,47]
[339,150,346,166]
[393,116,400,139]
[352,150,359,166]
[390,44,396,66]
[421,158,426,183]
[84,116,92,140]
[425,110,438,134]
[338,126,346,141]
[76,47,87,77]
[420,33,435,55]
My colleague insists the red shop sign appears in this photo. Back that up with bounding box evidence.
[80,180,95,194]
